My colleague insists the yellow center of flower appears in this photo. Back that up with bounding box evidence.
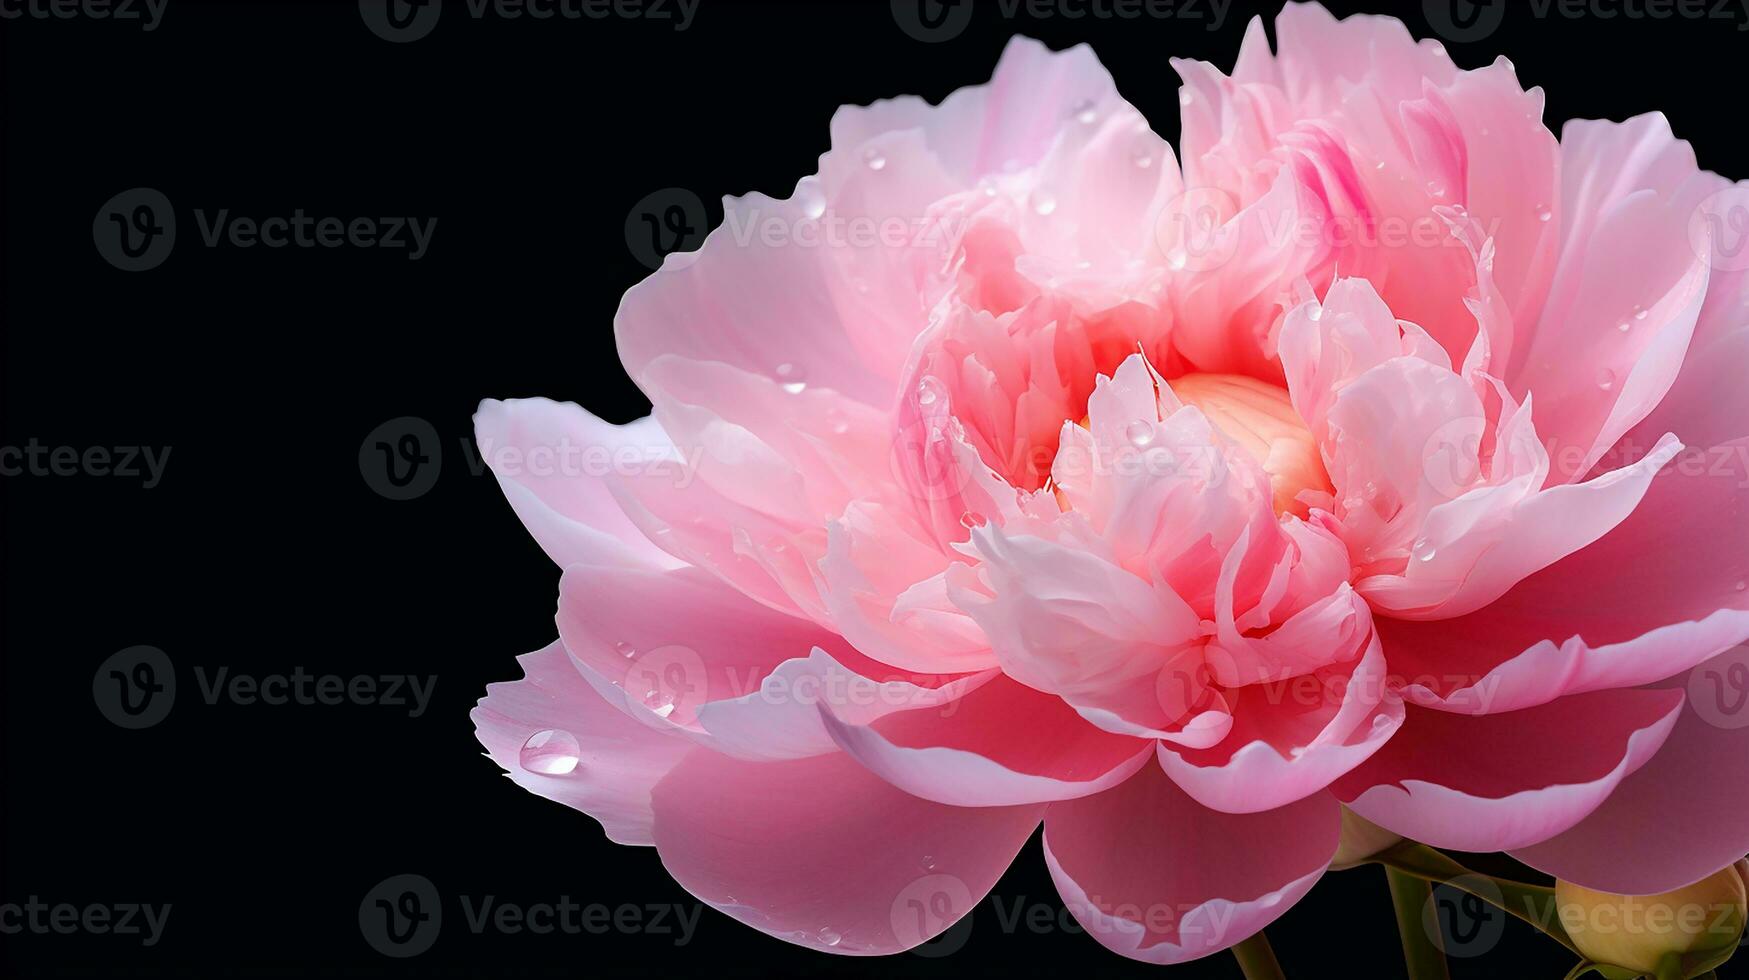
[1169,373,1331,519]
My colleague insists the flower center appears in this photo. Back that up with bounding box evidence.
[1169,373,1331,519]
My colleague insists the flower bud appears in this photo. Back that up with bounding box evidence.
[1556,862,1746,976]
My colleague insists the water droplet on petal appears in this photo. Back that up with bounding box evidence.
[775,362,808,394]
[1736,581,1746,592]
[1413,538,1437,562]
[921,855,938,871]
[519,729,581,775]
[1596,368,1617,391]
[1125,419,1156,447]
[1030,190,1058,216]
[1536,205,1553,223]
[1617,321,1632,333]
[1633,305,1649,321]
[1132,142,1154,168]
[863,147,886,171]
[916,376,945,407]
[643,689,676,718]
[614,640,637,659]
[817,928,842,947]
[1178,89,1194,107]
[1070,98,1098,125]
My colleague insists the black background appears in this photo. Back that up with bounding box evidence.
[4,0,1747,976]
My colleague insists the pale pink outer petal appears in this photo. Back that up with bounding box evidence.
[1513,648,1749,894]
[1330,688,1686,852]
[1159,623,1405,814]
[1512,112,1719,481]
[471,641,692,846]
[821,675,1155,807]
[1358,433,1684,619]
[473,398,685,571]
[554,563,852,749]
[1043,761,1339,964]
[1381,438,1749,714]
[696,647,997,762]
[649,748,1043,956]
[1629,179,1749,450]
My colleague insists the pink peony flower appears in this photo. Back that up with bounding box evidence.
[472,2,1749,963]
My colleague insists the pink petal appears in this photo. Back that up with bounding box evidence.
[473,398,685,571]
[1043,761,1339,964]
[1513,647,1749,894]
[1381,438,1749,714]
[1513,113,1720,481]
[471,641,692,846]
[822,675,1154,806]
[1331,688,1685,852]
[554,563,850,747]
[650,748,1042,955]
[1160,623,1404,813]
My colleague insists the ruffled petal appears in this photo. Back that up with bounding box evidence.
[472,642,692,846]
[650,749,1042,955]
[1043,761,1339,964]
[1331,688,1685,852]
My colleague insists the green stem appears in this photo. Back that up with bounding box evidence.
[1386,865,1452,980]
[1374,842,1578,955]
[1230,931,1287,980]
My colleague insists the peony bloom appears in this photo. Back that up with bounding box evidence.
[472,2,1749,963]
